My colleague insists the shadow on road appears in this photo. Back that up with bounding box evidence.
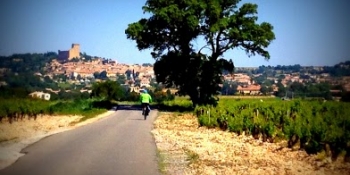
[115,105,143,111]
[128,118,145,121]
[114,104,194,112]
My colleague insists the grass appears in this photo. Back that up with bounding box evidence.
[0,137,18,143]
[156,149,168,174]
[155,112,168,174]
[156,99,194,112]
[315,150,328,161]
[77,109,108,122]
[114,101,140,105]
[58,82,72,89]
[184,148,199,165]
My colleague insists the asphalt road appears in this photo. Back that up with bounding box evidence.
[0,106,161,175]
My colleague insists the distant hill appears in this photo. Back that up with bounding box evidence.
[234,62,350,76]
[1,52,349,77]
[0,52,349,99]
[0,52,57,74]
[0,52,59,98]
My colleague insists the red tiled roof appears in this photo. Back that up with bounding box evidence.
[237,85,261,91]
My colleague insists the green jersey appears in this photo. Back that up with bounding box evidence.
[140,93,152,103]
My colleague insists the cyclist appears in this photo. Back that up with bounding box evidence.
[139,89,152,116]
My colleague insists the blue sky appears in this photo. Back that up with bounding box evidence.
[0,0,349,67]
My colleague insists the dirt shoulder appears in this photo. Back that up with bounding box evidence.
[151,112,350,175]
[0,110,115,170]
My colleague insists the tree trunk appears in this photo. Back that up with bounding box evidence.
[189,93,199,108]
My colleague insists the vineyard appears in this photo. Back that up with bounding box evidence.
[2,96,349,162]
[191,98,350,161]
[0,98,111,123]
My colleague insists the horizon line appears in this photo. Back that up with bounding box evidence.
[0,52,348,68]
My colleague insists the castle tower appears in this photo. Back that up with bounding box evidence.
[68,43,80,60]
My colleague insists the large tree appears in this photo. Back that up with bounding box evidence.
[125,0,275,106]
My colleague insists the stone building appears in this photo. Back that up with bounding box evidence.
[58,43,80,62]
[29,91,51,100]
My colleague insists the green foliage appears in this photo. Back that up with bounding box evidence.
[0,52,56,74]
[124,91,140,102]
[52,90,90,101]
[149,89,175,103]
[125,0,275,107]
[0,53,103,101]
[91,80,126,101]
[0,98,50,120]
[0,98,110,123]
[341,92,350,102]
[275,81,333,99]
[0,86,31,98]
[195,98,350,160]
[116,74,127,85]
[220,82,237,95]
[0,53,59,94]
[157,97,194,112]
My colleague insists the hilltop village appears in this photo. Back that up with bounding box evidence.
[43,44,350,98]
[1,44,350,101]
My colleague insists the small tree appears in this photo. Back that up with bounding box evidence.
[166,89,175,100]
[99,71,108,80]
[93,72,100,79]
[91,80,125,101]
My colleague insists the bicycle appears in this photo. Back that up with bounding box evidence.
[142,104,150,120]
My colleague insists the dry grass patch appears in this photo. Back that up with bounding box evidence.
[0,115,81,144]
[152,113,350,175]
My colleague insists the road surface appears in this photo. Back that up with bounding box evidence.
[0,106,161,175]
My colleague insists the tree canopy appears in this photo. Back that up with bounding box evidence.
[125,0,275,106]
[91,80,126,101]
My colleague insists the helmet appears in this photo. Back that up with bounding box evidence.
[140,89,148,93]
